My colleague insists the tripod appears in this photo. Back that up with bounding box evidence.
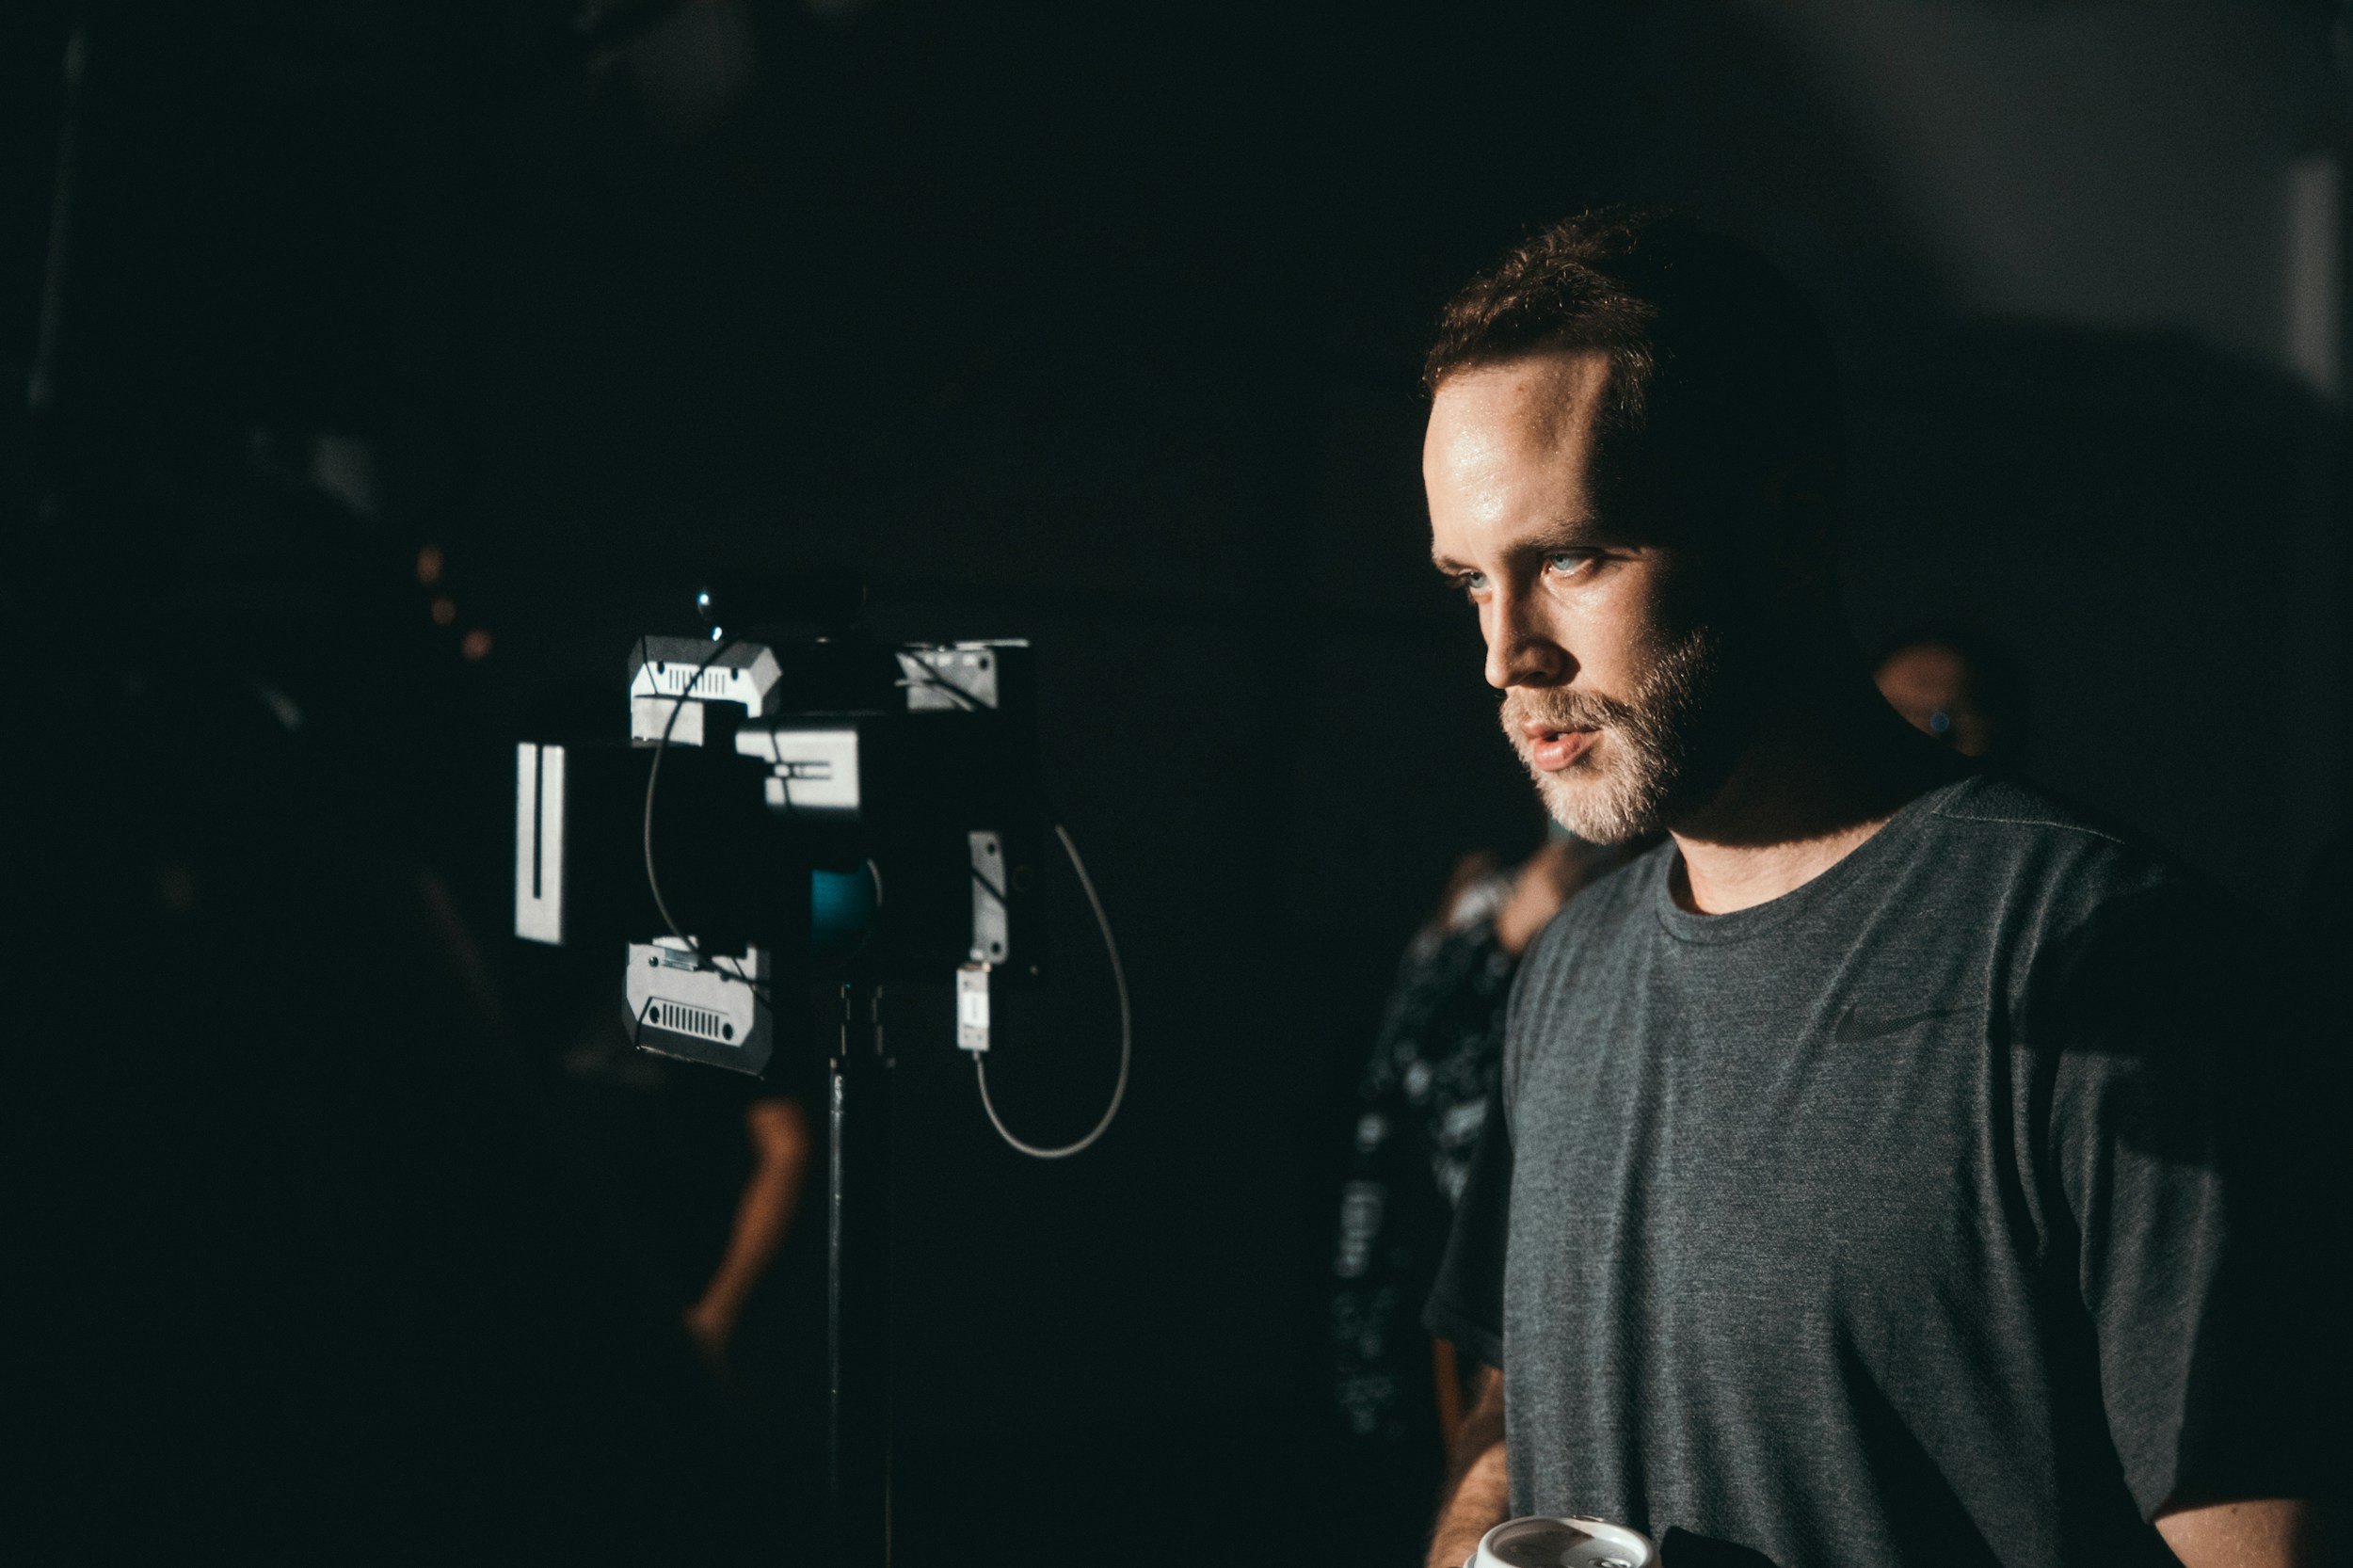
[826,980,892,1568]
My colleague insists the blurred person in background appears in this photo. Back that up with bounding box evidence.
[508,680,828,1498]
[1328,830,1638,1560]
[1873,631,2030,763]
[542,985,824,1436]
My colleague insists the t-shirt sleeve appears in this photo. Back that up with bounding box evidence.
[2035,883,2345,1519]
[1424,1074,1511,1370]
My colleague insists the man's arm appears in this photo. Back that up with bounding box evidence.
[1428,1365,1509,1568]
[2155,1497,2325,1568]
[683,1096,811,1360]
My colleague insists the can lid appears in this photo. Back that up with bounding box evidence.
[1473,1514,1658,1568]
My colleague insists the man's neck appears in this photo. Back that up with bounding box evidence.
[1667,676,1963,916]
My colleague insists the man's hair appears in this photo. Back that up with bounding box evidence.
[1424,207,1843,555]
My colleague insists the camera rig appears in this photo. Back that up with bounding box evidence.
[511,617,1127,1568]
[515,631,1049,1071]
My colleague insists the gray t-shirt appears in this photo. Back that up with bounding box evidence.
[1427,773,2339,1567]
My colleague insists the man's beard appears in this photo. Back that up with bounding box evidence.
[1499,626,1726,843]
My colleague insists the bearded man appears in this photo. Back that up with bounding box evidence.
[1418,210,2337,1568]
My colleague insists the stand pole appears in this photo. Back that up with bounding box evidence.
[826,981,891,1567]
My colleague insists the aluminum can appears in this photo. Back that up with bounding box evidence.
[1468,1513,1660,1568]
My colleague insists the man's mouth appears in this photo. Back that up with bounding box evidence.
[1522,722,1600,773]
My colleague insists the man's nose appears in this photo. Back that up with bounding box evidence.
[1483,590,1570,690]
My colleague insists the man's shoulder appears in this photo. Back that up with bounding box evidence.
[1926,773,2284,1001]
[1929,771,2138,851]
[1922,772,2192,903]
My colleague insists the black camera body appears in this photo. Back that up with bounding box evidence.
[514,632,1046,1076]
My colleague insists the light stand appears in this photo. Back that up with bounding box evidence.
[513,626,1110,1568]
[827,979,892,1567]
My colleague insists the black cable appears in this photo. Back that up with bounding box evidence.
[972,822,1129,1159]
[639,632,774,1011]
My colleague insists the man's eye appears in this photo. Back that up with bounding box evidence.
[1544,552,1596,579]
[1453,570,1489,598]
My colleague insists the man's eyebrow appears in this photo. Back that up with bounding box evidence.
[1429,516,1604,574]
[1516,515,1605,551]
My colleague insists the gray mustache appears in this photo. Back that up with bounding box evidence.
[1501,690,1633,735]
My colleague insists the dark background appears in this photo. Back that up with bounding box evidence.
[8,2,2345,1561]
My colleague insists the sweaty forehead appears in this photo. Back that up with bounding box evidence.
[1424,350,1614,500]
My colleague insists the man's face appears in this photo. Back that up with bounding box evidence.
[1423,350,1724,842]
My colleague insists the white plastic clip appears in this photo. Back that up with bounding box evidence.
[956,963,992,1053]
